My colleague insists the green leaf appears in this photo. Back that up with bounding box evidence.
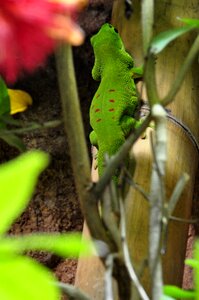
[132,66,143,78]
[0,151,49,234]
[163,285,195,299]
[0,115,23,127]
[0,133,26,152]
[178,17,199,27]
[185,258,199,269]
[150,25,196,54]
[0,233,94,257]
[0,255,59,300]
[0,77,10,116]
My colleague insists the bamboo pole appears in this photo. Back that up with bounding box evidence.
[113,0,199,291]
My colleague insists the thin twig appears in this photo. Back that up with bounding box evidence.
[169,216,199,224]
[167,173,190,216]
[55,282,91,300]
[101,185,121,248]
[162,35,199,106]
[105,254,117,300]
[124,168,151,202]
[119,197,150,300]
[0,120,62,135]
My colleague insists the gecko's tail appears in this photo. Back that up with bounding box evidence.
[97,140,128,182]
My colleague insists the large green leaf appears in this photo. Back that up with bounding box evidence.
[150,25,196,54]
[0,151,49,234]
[0,255,59,300]
[0,78,10,116]
[0,233,94,257]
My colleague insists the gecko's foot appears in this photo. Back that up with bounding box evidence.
[93,154,98,170]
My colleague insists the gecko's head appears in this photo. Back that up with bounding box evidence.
[90,23,124,51]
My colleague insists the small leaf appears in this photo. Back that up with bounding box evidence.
[0,133,26,152]
[163,285,195,299]
[0,233,94,257]
[178,17,199,27]
[185,258,199,269]
[0,77,10,116]
[0,255,59,300]
[0,151,49,234]
[8,89,32,115]
[150,25,195,54]
[132,66,143,78]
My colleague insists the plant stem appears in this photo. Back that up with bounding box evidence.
[55,282,91,300]
[144,54,160,106]
[149,104,167,299]
[0,120,62,135]
[55,44,111,246]
[162,34,199,106]
[141,0,155,55]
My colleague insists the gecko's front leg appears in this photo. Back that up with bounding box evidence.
[89,130,98,170]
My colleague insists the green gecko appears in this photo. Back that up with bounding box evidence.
[89,23,142,180]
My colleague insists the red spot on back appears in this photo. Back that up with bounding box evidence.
[95,108,100,112]
[96,94,100,98]
[96,118,102,122]
[109,89,116,92]
[109,108,115,112]
[109,99,115,103]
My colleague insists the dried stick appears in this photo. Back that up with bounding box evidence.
[56,282,91,300]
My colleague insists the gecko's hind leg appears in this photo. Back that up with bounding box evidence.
[120,115,139,137]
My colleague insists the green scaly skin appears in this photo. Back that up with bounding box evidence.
[89,23,142,179]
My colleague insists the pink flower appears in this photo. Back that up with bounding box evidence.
[0,0,87,82]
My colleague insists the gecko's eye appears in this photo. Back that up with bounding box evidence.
[109,24,112,28]
[114,28,118,33]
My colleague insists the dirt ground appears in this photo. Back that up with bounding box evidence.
[0,0,197,296]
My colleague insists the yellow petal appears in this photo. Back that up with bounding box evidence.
[8,89,32,115]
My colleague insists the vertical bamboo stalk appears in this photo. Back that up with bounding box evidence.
[113,0,199,292]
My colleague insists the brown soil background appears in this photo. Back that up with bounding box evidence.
[0,0,198,296]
